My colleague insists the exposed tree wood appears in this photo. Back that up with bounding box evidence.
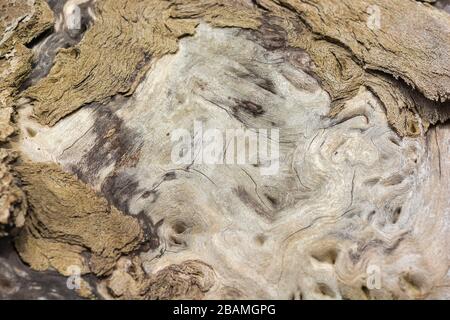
[1,0,450,300]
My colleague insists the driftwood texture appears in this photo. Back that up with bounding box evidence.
[1,0,450,299]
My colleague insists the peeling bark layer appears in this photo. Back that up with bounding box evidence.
[20,0,450,135]
[24,0,260,126]
[16,162,144,277]
[0,0,54,236]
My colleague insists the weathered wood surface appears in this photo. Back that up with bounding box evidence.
[1,0,450,299]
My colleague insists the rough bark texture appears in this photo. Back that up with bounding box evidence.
[15,162,144,277]
[1,0,450,300]
[0,0,53,237]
